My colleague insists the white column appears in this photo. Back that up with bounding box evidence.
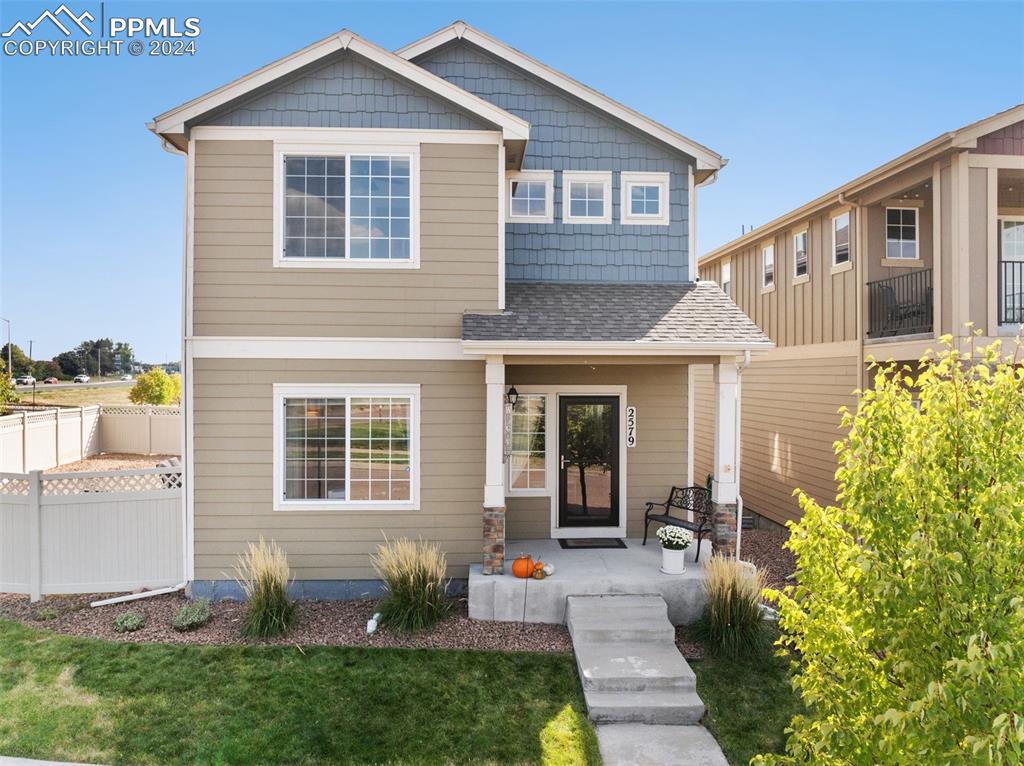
[484,356,506,508]
[712,360,739,505]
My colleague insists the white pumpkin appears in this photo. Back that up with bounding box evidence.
[542,563,555,576]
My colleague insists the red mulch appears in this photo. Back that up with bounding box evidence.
[0,592,574,653]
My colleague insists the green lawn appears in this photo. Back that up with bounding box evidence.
[692,643,802,766]
[0,619,600,766]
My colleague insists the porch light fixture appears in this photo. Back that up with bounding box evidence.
[505,386,519,407]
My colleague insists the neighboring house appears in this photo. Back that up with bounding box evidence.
[149,21,771,597]
[695,105,1024,529]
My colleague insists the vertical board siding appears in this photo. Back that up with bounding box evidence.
[692,351,859,526]
[690,364,716,487]
[192,140,499,337]
[700,208,859,348]
[416,41,692,283]
[192,357,487,580]
[197,51,490,131]
[504,364,688,539]
[0,496,31,591]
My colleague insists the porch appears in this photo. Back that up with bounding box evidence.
[468,537,712,625]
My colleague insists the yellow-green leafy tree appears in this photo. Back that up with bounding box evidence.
[757,337,1024,765]
[0,360,17,408]
[129,368,181,405]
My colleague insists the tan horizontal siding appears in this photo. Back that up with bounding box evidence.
[505,364,688,540]
[192,357,485,581]
[692,350,858,527]
[191,140,499,338]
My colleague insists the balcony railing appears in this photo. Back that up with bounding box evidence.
[999,261,1024,326]
[867,268,933,339]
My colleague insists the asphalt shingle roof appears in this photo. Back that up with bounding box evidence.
[462,281,772,346]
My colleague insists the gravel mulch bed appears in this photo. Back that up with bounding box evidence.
[0,592,573,653]
[742,528,796,591]
[45,453,178,473]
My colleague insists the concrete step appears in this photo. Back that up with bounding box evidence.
[566,594,675,643]
[574,639,696,692]
[597,723,728,766]
[569,619,676,644]
[567,594,669,623]
[586,689,706,725]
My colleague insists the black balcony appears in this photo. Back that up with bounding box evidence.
[999,260,1024,326]
[867,268,933,339]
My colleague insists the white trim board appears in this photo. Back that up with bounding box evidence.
[150,29,530,142]
[189,126,503,144]
[396,21,724,172]
[462,340,775,356]
[191,337,483,361]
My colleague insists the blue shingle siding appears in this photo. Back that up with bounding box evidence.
[195,51,491,131]
[416,41,692,283]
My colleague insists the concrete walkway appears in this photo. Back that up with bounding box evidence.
[565,594,728,766]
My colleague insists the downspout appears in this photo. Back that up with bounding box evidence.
[734,349,751,560]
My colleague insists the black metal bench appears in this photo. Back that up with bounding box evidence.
[642,485,713,561]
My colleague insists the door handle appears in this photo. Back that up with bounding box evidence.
[560,455,571,470]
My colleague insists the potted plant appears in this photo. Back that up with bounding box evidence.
[656,526,693,575]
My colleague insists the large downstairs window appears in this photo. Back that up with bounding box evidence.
[507,394,547,493]
[275,148,418,268]
[273,384,420,511]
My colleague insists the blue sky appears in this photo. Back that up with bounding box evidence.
[1,1,1022,362]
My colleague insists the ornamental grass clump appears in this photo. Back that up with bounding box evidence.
[698,553,770,659]
[233,536,295,639]
[755,335,1024,765]
[371,536,450,632]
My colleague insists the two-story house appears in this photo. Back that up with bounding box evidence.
[149,22,771,599]
[695,105,1024,529]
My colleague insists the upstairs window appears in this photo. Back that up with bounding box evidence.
[621,171,670,225]
[886,207,918,259]
[562,171,612,224]
[833,212,851,266]
[508,170,554,224]
[275,148,418,269]
[793,230,809,279]
[762,244,775,288]
[721,261,732,297]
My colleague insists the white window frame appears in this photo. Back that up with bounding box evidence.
[272,383,421,512]
[761,243,775,290]
[272,142,421,269]
[793,229,809,282]
[885,206,920,260]
[562,171,612,225]
[832,211,852,268]
[505,392,552,497]
[720,260,732,297]
[620,171,670,226]
[507,170,554,224]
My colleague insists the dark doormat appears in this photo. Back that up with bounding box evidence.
[558,538,627,550]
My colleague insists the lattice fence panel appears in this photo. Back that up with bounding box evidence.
[99,405,182,417]
[42,468,183,496]
[0,474,30,496]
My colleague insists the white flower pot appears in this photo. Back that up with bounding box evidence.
[660,546,687,575]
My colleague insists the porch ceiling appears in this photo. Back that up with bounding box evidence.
[462,281,772,351]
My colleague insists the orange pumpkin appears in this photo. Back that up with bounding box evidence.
[511,554,534,579]
[533,561,545,572]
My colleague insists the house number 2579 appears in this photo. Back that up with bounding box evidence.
[626,406,637,448]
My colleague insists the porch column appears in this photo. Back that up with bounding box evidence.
[483,356,506,574]
[711,360,739,557]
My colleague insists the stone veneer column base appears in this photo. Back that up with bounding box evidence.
[483,506,506,575]
[711,502,738,557]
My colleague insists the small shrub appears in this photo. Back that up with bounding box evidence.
[233,536,295,638]
[31,606,58,622]
[371,537,450,632]
[697,554,770,659]
[172,598,212,632]
[113,610,146,633]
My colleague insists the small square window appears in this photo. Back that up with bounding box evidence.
[621,172,670,225]
[508,172,554,223]
[562,172,612,224]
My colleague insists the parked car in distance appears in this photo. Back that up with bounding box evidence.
[43,377,59,384]
[121,374,133,381]
[14,375,35,385]
[73,374,90,384]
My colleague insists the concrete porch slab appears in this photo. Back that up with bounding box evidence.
[597,723,728,766]
[468,538,710,625]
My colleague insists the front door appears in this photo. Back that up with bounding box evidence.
[558,396,619,528]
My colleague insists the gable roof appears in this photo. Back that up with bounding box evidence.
[148,28,530,150]
[700,103,1024,266]
[397,21,725,176]
[462,281,771,353]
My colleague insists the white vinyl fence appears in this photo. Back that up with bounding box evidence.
[0,405,181,473]
[0,466,183,600]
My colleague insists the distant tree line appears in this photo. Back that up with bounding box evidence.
[1,338,176,381]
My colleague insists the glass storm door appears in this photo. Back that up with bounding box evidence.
[558,396,619,528]
[999,218,1024,325]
